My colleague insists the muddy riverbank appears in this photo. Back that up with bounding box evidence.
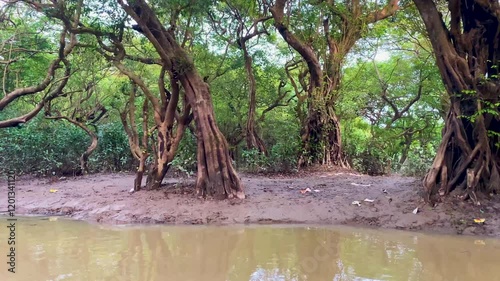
[1,171,499,237]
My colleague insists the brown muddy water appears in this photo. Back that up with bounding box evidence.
[1,217,500,281]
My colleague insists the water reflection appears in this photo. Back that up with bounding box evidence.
[1,217,499,281]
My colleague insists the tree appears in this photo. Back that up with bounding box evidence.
[208,0,302,156]
[0,5,75,128]
[413,0,500,200]
[119,80,154,191]
[45,87,107,175]
[222,0,270,154]
[11,0,245,198]
[101,38,192,191]
[118,0,245,198]
[266,0,399,167]
[341,52,444,175]
[44,49,109,175]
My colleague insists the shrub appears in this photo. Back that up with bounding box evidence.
[0,117,135,175]
[169,131,197,176]
[89,122,135,172]
[0,117,85,175]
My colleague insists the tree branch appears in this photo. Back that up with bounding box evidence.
[366,0,400,23]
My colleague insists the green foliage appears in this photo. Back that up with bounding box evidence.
[169,131,197,176]
[239,130,300,173]
[399,144,436,177]
[241,149,269,172]
[0,0,456,180]
[340,31,444,176]
[0,117,134,175]
[239,141,300,173]
[0,117,87,175]
[268,139,300,172]
[89,122,136,172]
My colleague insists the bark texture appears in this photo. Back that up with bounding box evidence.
[120,82,151,191]
[269,0,399,168]
[78,123,98,174]
[119,0,244,198]
[414,0,500,199]
[242,40,267,155]
[181,72,245,199]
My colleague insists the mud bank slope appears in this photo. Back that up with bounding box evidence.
[1,172,499,237]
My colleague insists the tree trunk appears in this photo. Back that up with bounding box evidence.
[424,101,500,198]
[145,164,169,190]
[120,83,154,192]
[299,76,348,168]
[414,0,500,198]
[120,0,244,199]
[300,100,345,167]
[134,153,147,191]
[80,127,98,175]
[270,0,352,169]
[399,133,413,166]
[145,124,176,190]
[323,106,345,166]
[242,42,267,155]
[269,0,398,169]
[180,72,245,199]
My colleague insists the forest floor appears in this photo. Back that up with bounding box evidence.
[1,169,500,237]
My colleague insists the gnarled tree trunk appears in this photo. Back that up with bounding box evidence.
[300,80,345,167]
[270,1,341,167]
[119,0,244,198]
[180,72,245,199]
[242,43,267,155]
[414,0,500,199]
[79,126,98,175]
[113,50,190,191]
[270,0,398,168]
[120,82,152,191]
[135,153,147,191]
[145,121,185,190]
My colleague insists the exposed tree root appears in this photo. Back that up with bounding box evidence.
[423,106,500,202]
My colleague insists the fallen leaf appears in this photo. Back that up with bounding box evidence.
[474,218,486,224]
[313,189,320,193]
[364,198,375,203]
[49,189,58,193]
[474,240,486,246]
[48,217,58,222]
[351,201,361,206]
[412,207,419,214]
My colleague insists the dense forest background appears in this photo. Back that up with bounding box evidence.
[0,0,498,199]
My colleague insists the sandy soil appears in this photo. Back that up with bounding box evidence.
[1,171,499,237]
